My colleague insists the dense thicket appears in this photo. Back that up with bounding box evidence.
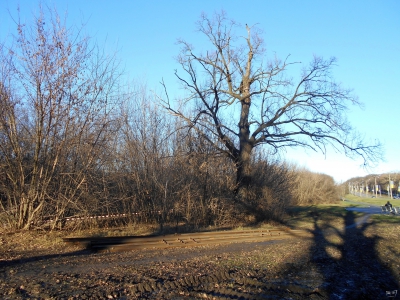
[0,8,340,231]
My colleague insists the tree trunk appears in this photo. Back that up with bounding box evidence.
[236,142,252,191]
[235,97,253,197]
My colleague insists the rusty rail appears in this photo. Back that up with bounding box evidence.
[63,228,311,253]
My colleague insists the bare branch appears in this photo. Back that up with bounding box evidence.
[160,11,382,195]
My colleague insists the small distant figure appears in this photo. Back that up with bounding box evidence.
[385,201,393,212]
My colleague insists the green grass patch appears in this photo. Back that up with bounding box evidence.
[285,199,400,229]
[288,203,360,218]
[344,194,400,206]
[285,203,364,229]
[370,214,400,224]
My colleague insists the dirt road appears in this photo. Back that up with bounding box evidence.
[1,208,399,299]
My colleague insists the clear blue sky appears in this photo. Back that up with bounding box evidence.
[1,0,399,183]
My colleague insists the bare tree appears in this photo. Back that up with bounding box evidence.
[162,11,381,199]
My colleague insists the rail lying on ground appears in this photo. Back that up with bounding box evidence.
[63,228,311,253]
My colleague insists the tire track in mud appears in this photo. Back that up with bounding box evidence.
[128,268,326,299]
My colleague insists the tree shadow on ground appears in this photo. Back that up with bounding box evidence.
[310,210,399,299]
[0,223,241,270]
[0,249,91,269]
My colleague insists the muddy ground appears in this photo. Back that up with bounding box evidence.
[1,209,399,299]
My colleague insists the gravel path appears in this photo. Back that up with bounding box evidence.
[343,199,400,217]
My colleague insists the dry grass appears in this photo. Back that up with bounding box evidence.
[367,221,400,281]
[0,230,67,261]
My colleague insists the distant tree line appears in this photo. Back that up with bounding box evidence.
[0,7,343,231]
[345,173,399,196]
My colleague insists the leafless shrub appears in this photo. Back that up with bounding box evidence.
[0,6,122,229]
[290,166,339,205]
[236,156,293,222]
